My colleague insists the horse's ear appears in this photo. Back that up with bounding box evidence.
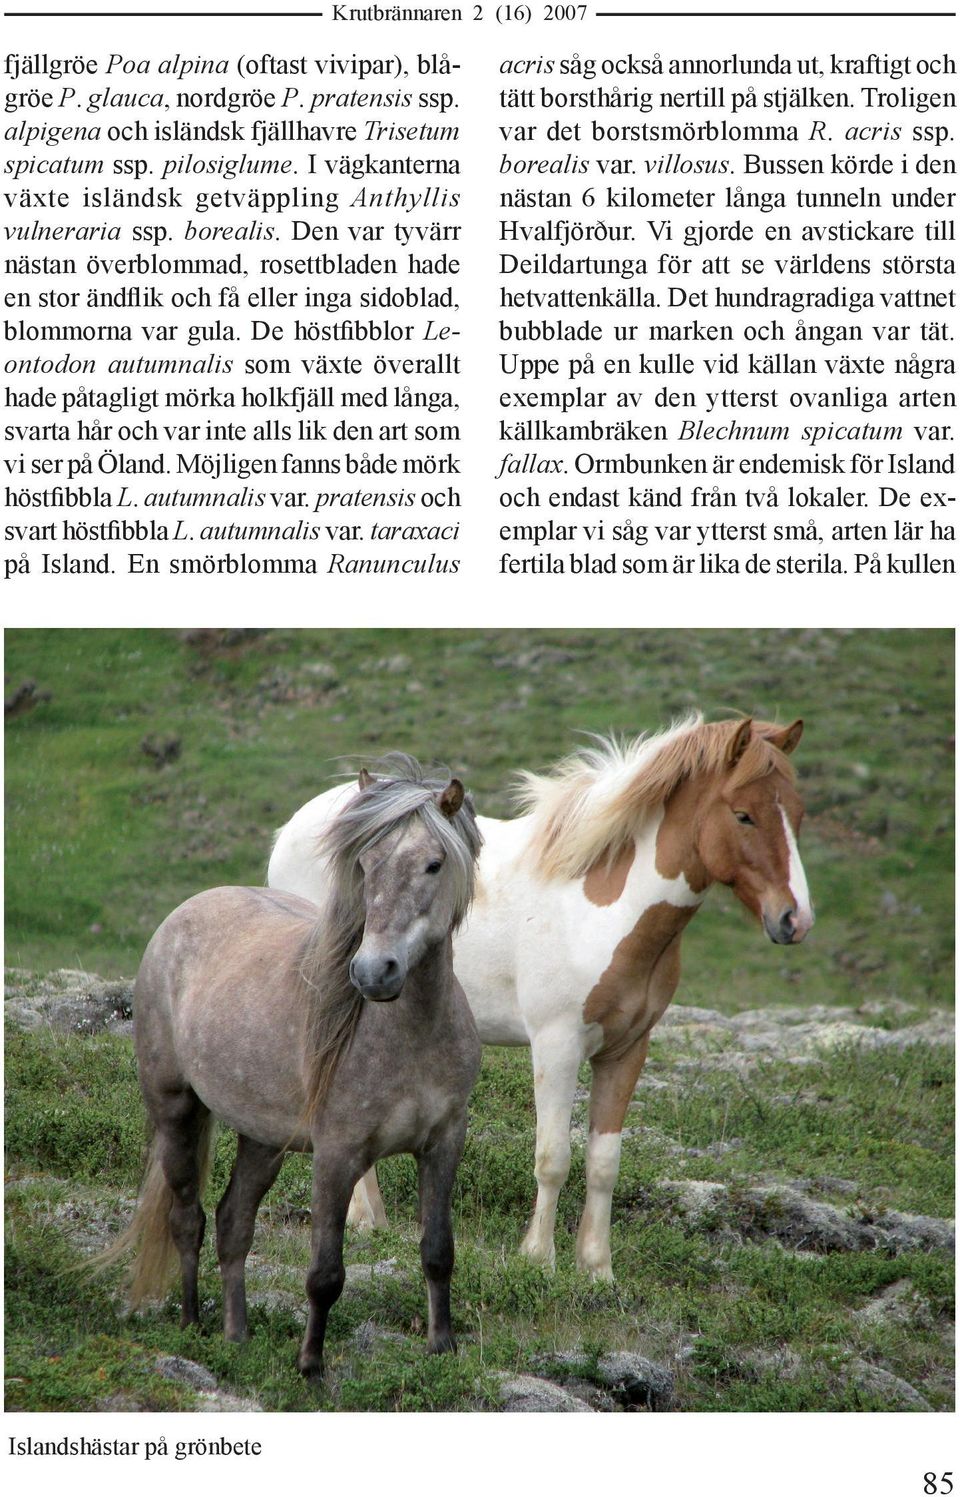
[358,767,374,791]
[437,778,464,818]
[768,718,803,755]
[727,718,753,766]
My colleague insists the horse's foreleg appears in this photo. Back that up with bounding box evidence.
[519,1027,583,1270]
[215,1134,284,1342]
[346,1167,388,1232]
[297,1155,355,1380]
[416,1124,466,1354]
[576,1034,650,1281]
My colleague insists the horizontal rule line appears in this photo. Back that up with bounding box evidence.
[3,11,325,15]
[596,10,956,14]
[5,5,954,10]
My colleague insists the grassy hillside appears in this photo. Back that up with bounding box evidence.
[4,628,955,1413]
[5,627,954,1009]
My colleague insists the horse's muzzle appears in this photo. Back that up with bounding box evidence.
[349,953,405,1001]
[763,906,809,945]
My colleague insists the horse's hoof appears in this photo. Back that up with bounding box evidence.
[297,1356,325,1383]
[428,1331,456,1356]
[518,1239,556,1272]
[578,1260,615,1283]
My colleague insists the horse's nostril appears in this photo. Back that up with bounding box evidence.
[382,958,398,977]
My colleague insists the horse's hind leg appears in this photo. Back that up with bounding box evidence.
[154,1089,212,1328]
[215,1134,284,1342]
[417,1123,466,1354]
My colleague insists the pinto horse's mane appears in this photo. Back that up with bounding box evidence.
[515,715,797,882]
[298,755,482,1119]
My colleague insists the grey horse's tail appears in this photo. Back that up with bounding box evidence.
[87,1117,216,1306]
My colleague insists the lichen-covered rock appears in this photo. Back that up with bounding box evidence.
[736,1186,878,1253]
[650,1001,953,1080]
[845,1358,933,1412]
[5,969,133,1037]
[852,1279,934,1331]
[595,1351,675,1411]
[153,1355,263,1412]
[495,1373,594,1413]
[870,1211,955,1256]
[656,1180,954,1258]
[561,1378,619,1412]
[195,1390,263,1413]
[154,1355,218,1392]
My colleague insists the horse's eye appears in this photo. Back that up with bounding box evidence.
[426,859,443,874]
[734,811,754,826]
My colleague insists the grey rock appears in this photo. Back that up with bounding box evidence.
[154,1356,218,1393]
[852,1279,934,1331]
[5,969,134,1037]
[153,1350,264,1410]
[845,1359,933,1412]
[736,1187,878,1253]
[50,1196,139,1256]
[562,1378,618,1412]
[596,1351,675,1411]
[654,1002,952,1071]
[196,1391,264,1413]
[660,1006,732,1029]
[881,1016,953,1050]
[658,1179,728,1226]
[872,1211,955,1256]
[495,1373,594,1413]
[659,1180,954,1258]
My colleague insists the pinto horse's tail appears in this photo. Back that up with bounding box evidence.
[86,1115,216,1306]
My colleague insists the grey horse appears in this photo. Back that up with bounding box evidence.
[98,758,482,1378]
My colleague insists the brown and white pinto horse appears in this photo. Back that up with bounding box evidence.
[268,716,813,1281]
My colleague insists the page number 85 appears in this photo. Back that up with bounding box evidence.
[924,1477,953,1495]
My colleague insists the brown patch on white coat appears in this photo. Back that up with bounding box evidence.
[583,841,636,906]
[584,901,697,1132]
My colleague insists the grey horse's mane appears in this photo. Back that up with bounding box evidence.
[299,755,482,1119]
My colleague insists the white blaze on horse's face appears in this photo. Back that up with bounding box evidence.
[778,802,814,940]
[350,818,457,1002]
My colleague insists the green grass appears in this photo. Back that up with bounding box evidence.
[4,627,954,1412]
[6,1022,954,1413]
[5,628,954,1008]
